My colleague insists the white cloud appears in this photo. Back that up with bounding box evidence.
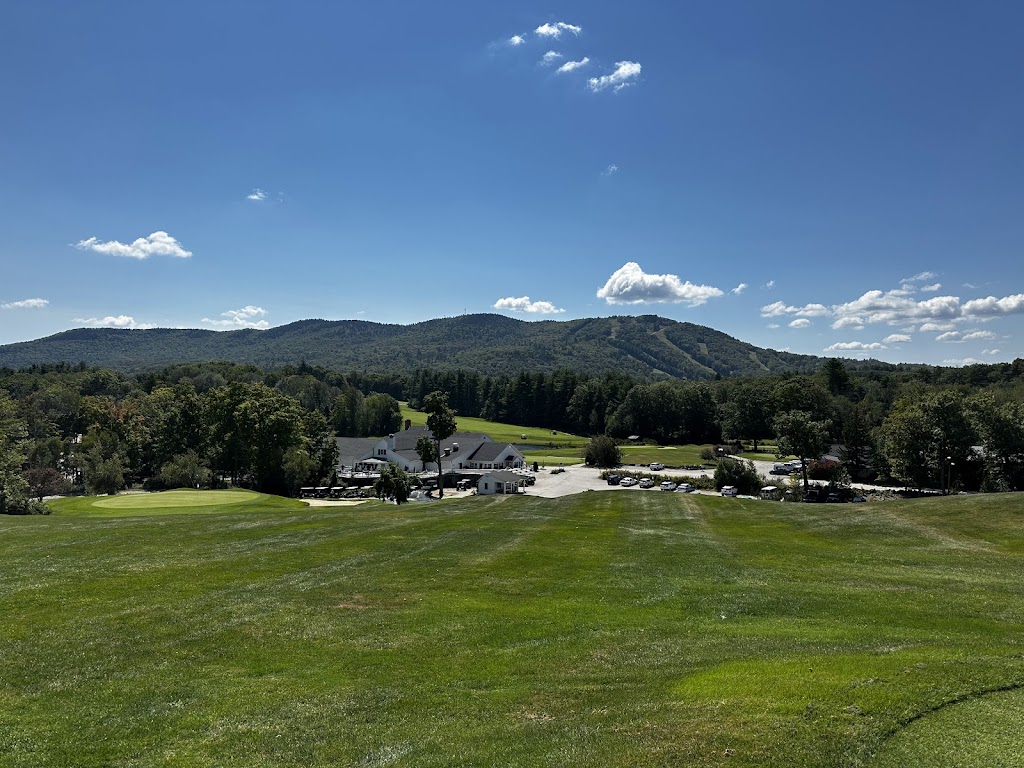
[760,301,829,318]
[936,329,998,343]
[831,289,962,328]
[74,315,154,329]
[535,22,581,38]
[983,349,1001,356]
[601,163,619,176]
[493,296,566,314]
[201,305,270,329]
[596,262,724,306]
[943,358,984,367]
[731,283,747,295]
[1,298,48,309]
[541,50,563,65]
[557,57,589,73]
[920,283,942,292]
[902,271,938,283]
[246,188,267,201]
[767,323,780,329]
[824,341,887,352]
[788,318,811,328]
[832,317,865,330]
[509,34,526,46]
[75,231,192,260]
[962,294,1024,318]
[920,321,956,332]
[883,333,912,343]
[763,280,776,290]
[588,61,641,93]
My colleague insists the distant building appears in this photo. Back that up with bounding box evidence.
[336,426,526,478]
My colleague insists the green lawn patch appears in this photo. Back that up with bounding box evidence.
[3,492,1023,766]
[46,489,304,517]
[399,402,585,447]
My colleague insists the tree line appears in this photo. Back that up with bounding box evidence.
[2,356,1023,511]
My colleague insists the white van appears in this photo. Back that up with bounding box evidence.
[720,485,739,497]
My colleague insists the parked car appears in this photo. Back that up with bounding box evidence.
[826,492,842,503]
[770,464,792,475]
[851,495,867,503]
[649,462,664,471]
[804,488,823,503]
[619,477,638,487]
[606,474,622,486]
[638,478,656,489]
[675,483,694,493]
[660,481,677,491]
[720,485,739,497]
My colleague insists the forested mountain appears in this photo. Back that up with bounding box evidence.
[0,314,890,379]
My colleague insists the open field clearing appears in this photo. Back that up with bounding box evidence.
[399,403,585,448]
[47,489,301,517]
[1,490,1022,766]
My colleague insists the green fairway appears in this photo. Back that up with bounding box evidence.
[47,489,303,517]
[400,402,585,447]
[3,492,1023,766]
[872,688,1024,767]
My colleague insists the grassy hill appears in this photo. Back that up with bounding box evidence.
[2,490,1022,766]
[0,314,889,379]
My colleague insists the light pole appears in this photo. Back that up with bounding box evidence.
[943,455,953,495]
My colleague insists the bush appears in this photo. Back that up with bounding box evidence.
[713,457,764,496]
[808,459,840,481]
[584,435,622,468]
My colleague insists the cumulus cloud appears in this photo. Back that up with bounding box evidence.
[201,305,270,329]
[920,322,956,332]
[509,34,526,46]
[936,329,998,343]
[588,61,641,92]
[493,296,565,314]
[541,50,563,65]
[883,333,912,343]
[535,21,581,38]
[832,317,865,330]
[983,349,1002,356]
[601,163,619,176]
[731,283,747,295]
[596,262,724,306]
[74,315,154,329]
[75,231,192,260]
[831,289,962,328]
[1,298,48,309]
[921,283,942,292]
[557,57,589,73]
[767,323,780,329]
[246,188,267,201]
[760,301,829,318]
[763,280,776,290]
[962,294,1024,317]
[788,318,811,328]
[824,341,887,352]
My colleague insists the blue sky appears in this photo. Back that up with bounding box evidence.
[1,1,1022,366]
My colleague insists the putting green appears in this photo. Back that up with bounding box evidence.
[90,489,261,509]
[872,687,1024,767]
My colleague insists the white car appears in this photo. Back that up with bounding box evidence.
[638,478,656,489]
[619,477,638,487]
[675,483,694,493]
[660,481,677,491]
[720,485,739,497]
[649,462,664,471]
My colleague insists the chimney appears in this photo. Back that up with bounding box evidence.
[452,443,459,452]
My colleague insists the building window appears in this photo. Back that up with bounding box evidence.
[484,483,489,490]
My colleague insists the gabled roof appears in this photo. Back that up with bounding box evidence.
[390,426,491,453]
[467,442,519,462]
[335,437,378,468]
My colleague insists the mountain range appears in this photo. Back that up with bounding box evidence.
[0,314,892,379]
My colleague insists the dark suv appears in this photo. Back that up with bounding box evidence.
[607,474,622,485]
